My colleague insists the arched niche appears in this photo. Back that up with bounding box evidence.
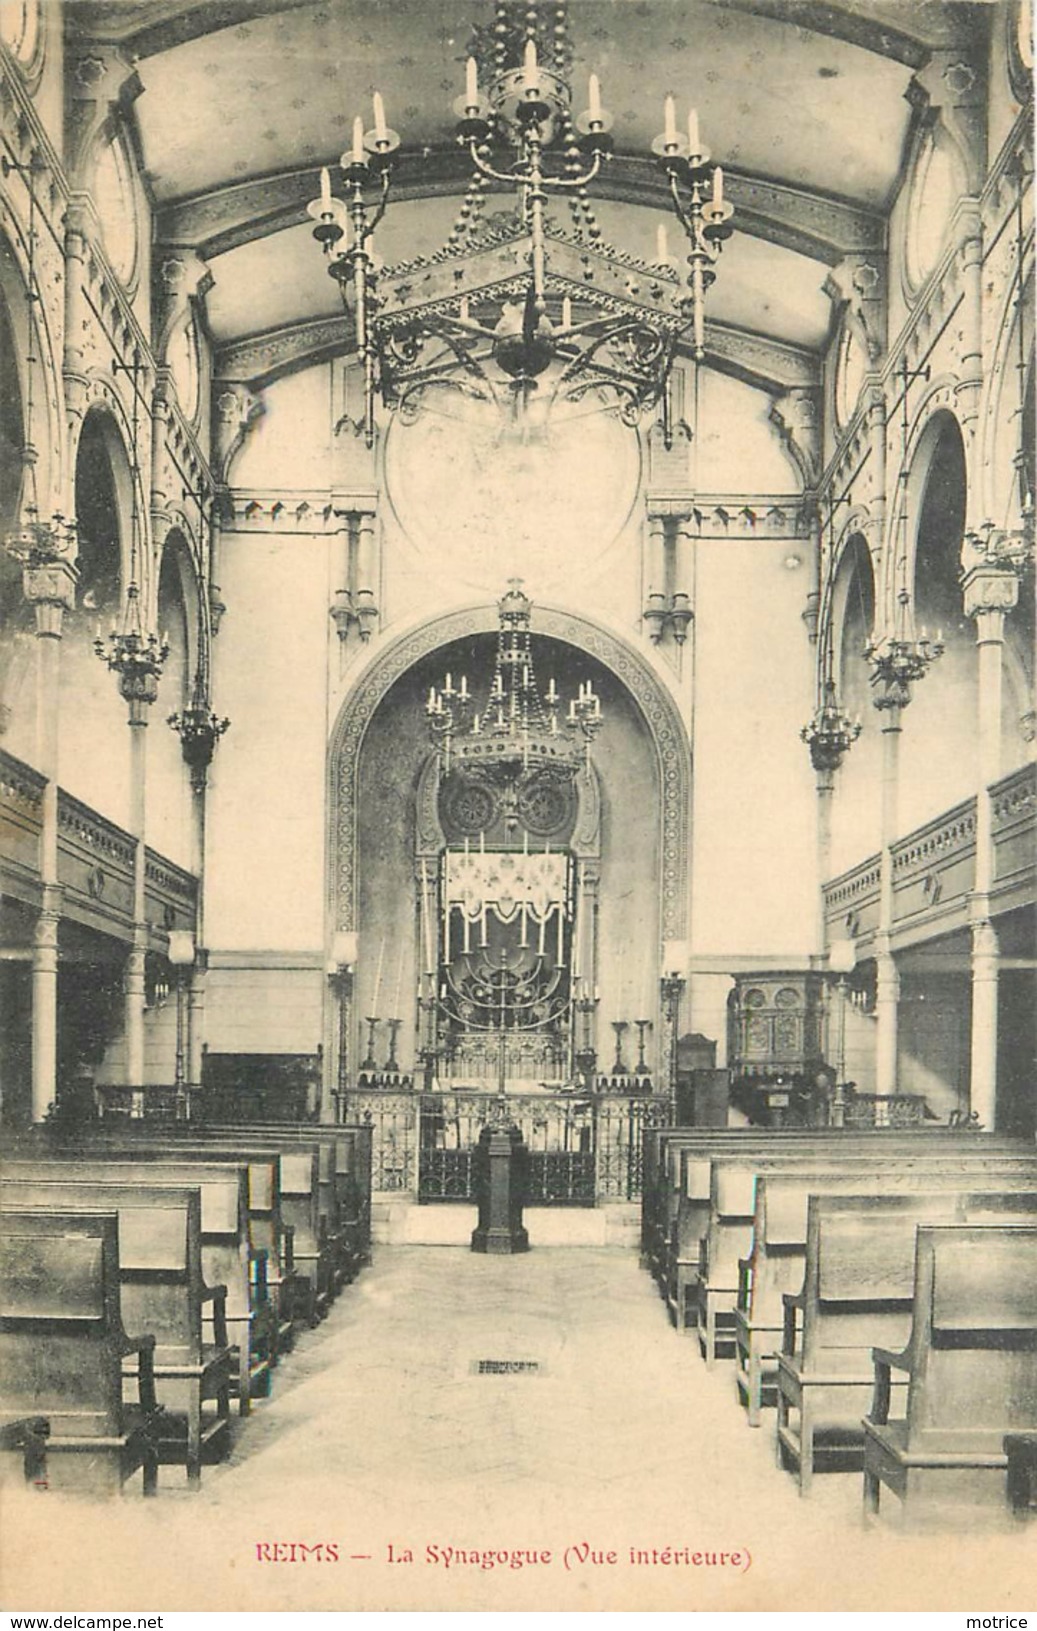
[61,406,135,824]
[901,410,977,827]
[328,607,690,1076]
[828,529,881,874]
[329,606,689,932]
[148,529,200,869]
[0,269,33,751]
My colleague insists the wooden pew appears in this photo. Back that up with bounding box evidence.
[174,1131,345,1309]
[862,1222,1037,1525]
[649,1128,1024,1318]
[42,1135,304,1348]
[203,1123,373,1279]
[736,1166,1037,1423]
[6,1157,273,1415]
[0,1417,49,1485]
[2,1180,233,1486]
[775,1190,1037,1494]
[0,1210,159,1496]
[669,1137,1035,1331]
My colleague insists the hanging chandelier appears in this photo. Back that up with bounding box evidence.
[801,679,861,773]
[426,580,601,778]
[309,1,733,446]
[93,347,169,707]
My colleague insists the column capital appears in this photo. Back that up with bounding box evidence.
[22,558,79,636]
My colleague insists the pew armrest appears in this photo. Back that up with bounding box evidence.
[737,1257,752,1312]
[202,1282,230,1349]
[870,1344,911,1425]
[782,1292,804,1355]
[121,1332,158,1414]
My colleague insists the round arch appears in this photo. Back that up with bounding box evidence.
[327,604,692,943]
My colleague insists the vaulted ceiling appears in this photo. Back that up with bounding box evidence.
[69,0,989,392]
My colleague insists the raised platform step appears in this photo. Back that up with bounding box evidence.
[371,1197,640,1248]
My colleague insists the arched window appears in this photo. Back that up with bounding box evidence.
[0,0,41,67]
[93,131,139,289]
[169,311,200,424]
[905,125,965,293]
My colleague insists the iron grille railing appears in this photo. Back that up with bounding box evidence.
[342,1087,672,1206]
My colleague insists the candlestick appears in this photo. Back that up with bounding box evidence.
[361,1016,379,1071]
[385,1017,402,1072]
[635,1018,652,1073]
[611,1020,629,1075]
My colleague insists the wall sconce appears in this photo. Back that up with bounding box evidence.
[328,930,359,974]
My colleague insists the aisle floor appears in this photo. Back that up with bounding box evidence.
[2,1244,1032,1612]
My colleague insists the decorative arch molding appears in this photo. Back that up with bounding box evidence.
[72,391,161,623]
[156,521,206,682]
[0,215,64,514]
[977,263,1033,528]
[327,604,691,942]
[820,505,877,663]
[882,384,967,612]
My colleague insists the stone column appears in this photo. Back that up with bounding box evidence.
[962,558,1020,1127]
[23,560,78,1121]
[873,692,904,1096]
[125,694,150,1087]
[814,766,835,954]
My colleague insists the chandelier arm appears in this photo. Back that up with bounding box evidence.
[466,141,527,187]
[667,169,696,239]
[536,150,604,192]
[362,166,393,243]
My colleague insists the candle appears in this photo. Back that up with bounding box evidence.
[352,116,364,163]
[538,913,546,956]
[656,223,669,263]
[373,91,387,141]
[459,675,468,698]
[320,166,332,211]
[664,95,677,145]
[561,296,572,330]
[523,829,528,855]
[523,37,538,86]
[557,904,564,965]
[392,939,405,1017]
[372,937,385,1012]
[588,72,602,122]
[687,108,700,158]
[479,829,485,854]
[713,165,724,206]
[466,55,478,108]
